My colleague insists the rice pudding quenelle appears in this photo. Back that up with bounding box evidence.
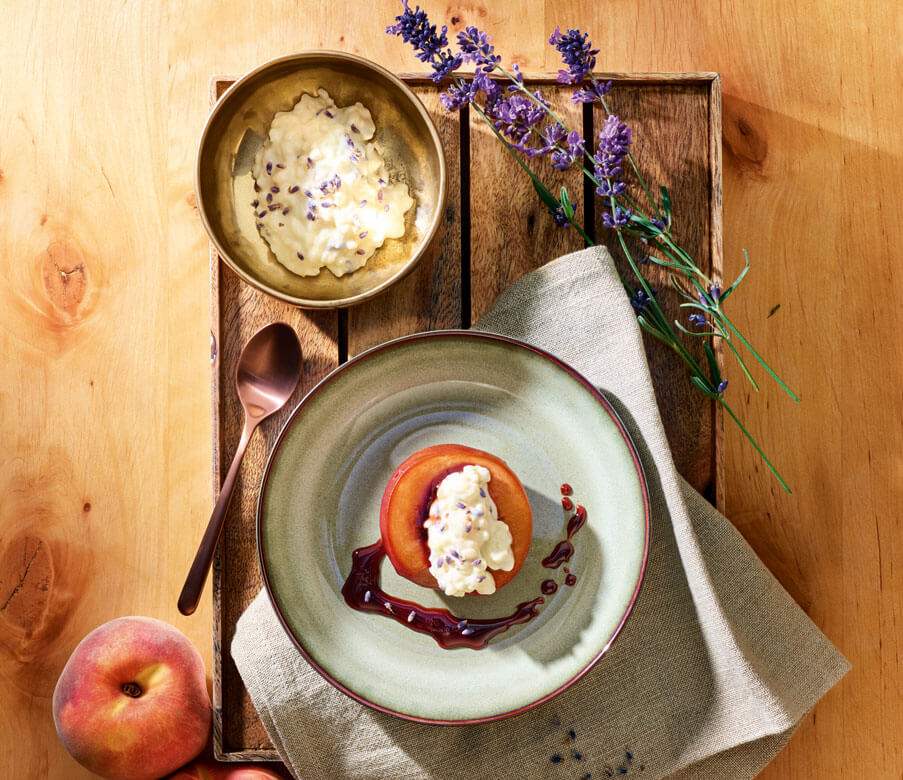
[251,88,414,277]
[424,465,515,597]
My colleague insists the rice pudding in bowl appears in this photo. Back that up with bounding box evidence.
[196,51,446,308]
[251,88,414,278]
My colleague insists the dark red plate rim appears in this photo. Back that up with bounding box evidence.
[256,329,651,725]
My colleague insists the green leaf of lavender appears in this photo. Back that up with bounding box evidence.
[720,249,750,301]
[560,186,575,219]
[660,185,672,222]
[532,177,561,211]
[703,341,721,385]
[690,375,718,398]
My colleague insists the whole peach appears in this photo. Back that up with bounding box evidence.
[52,616,211,780]
[168,759,285,779]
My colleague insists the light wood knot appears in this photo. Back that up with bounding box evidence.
[0,534,53,637]
[723,106,768,175]
[41,240,88,321]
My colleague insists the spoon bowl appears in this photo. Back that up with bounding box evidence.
[237,323,304,420]
[178,322,302,616]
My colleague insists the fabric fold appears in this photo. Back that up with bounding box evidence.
[231,246,848,780]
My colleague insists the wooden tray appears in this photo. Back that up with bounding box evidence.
[209,72,722,761]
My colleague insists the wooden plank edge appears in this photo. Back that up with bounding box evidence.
[208,74,226,761]
[209,246,229,760]
[216,72,722,90]
[395,71,721,86]
[209,73,285,762]
[217,748,282,763]
[708,74,725,513]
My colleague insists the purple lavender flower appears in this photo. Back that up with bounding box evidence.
[594,114,632,179]
[550,129,585,170]
[386,1,445,59]
[630,288,655,312]
[386,1,462,82]
[716,379,728,394]
[431,50,463,82]
[689,312,708,328]
[602,205,633,228]
[572,80,613,104]
[595,177,627,198]
[594,114,633,221]
[318,175,342,195]
[490,92,547,151]
[537,123,567,155]
[473,70,504,111]
[440,79,478,110]
[509,63,525,86]
[548,204,572,227]
[549,26,599,84]
[457,26,501,72]
[699,284,721,306]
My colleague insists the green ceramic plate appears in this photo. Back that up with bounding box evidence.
[258,330,649,723]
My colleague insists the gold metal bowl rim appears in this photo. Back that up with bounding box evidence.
[195,50,448,309]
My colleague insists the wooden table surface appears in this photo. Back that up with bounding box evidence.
[1,2,899,778]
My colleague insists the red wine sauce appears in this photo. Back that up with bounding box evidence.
[342,541,542,649]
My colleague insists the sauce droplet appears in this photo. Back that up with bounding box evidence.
[541,539,574,569]
[567,505,587,538]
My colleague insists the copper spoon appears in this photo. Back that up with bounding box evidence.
[178,322,302,616]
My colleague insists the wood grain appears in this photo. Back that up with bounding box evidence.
[0,1,899,778]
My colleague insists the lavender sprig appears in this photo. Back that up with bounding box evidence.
[385,1,462,82]
[387,4,798,491]
[548,26,599,84]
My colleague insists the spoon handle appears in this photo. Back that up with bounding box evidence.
[178,418,256,616]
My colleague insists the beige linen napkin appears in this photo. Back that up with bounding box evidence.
[232,246,848,780]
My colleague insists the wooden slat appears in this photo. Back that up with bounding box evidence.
[469,86,585,321]
[211,265,339,756]
[593,82,719,499]
[209,73,721,761]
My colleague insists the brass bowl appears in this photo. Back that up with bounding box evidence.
[196,52,447,308]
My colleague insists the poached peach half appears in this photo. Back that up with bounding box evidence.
[379,444,532,591]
